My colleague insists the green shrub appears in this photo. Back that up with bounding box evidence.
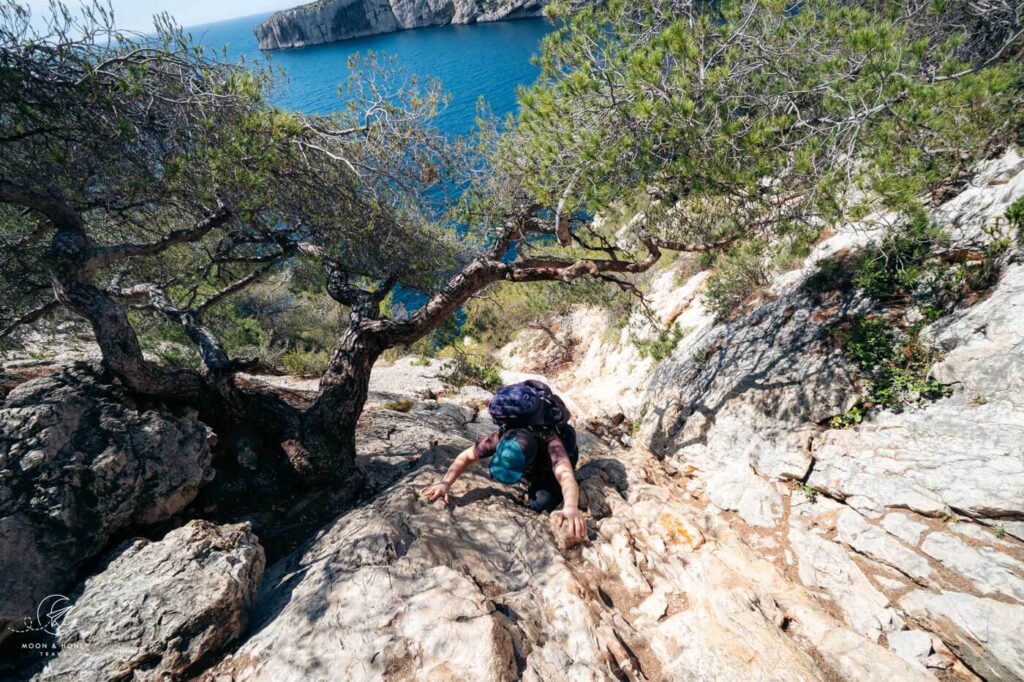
[217,279,343,369]
[461,278,632,351]
[771,225,821,272]
[439,353,503,391]
[703,241,771,319]
[933,242,1005,306]
[281,348,331,376]
[697,250,719,270]
[218,310,266,358]
[1007,196,1024,239]
[634,324,688,362]
[383,398,414,412]
[850,215,1009,314]
[155,343,199,369]
[802,253,857,302]
[831,316,948,425]
[853,217,946,301]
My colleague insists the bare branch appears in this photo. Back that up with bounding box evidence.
[196,253,289,313]
[932,28,1024,82]
[0,178,82,229]
[0,298,60,340]
[554,171,582,246]
[507,239,661,282]
[376,238,662,347]
[111,282,233,374]
[648,235,741,252]
[90,204,232,267]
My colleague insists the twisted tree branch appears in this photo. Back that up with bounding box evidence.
[0,299,60,340]
[90,204,232,267]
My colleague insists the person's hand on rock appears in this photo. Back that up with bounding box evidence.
[420,481,451,504]
[557,506,587,540]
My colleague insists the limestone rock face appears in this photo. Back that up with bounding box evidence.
[481,149,1024,680]
[204,444,928,682]
[900,590,1024,680]
[499,265,714,423]
[636,284,861,527]
[789,502,905,643]
[33,520,264,681]
[625,149,1024,680]
[808,394,1024,520]
[254,0,547,50]
[807,262,1024,524]
[0,365,214,643]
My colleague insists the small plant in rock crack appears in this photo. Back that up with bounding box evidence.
[994,525,1007,539]
[797,482,819,502]
[439,352,503,391]
[829,405,865,429]
[690,343,716,367]
[383,399,414,413]
[634,324,689,362]
[633,404,648,438]
[1006,196,1024,245]
[829,316,949,426]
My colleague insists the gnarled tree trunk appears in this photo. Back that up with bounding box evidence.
[298,324,385,487]
[47,211,207,401]
[289,238,665,486]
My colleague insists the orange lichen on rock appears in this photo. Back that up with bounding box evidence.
[659,511,705,550]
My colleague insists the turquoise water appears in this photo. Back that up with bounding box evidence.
[185,14,549,311]
[187,13,552,135]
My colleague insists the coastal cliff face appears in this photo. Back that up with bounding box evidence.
[254,0,547,50]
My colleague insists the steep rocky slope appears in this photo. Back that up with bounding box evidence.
[2,151,1023,680]
[506,148,1024,679]
[254,0,547,50]
[501,150,1024,430]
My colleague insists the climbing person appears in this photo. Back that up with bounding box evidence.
[420,380,587,539]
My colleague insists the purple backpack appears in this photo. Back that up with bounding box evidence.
[488,380,570,428]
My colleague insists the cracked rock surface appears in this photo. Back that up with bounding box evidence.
[33,520,265,682]
[201,150,1024,681]
[0,364,214,644]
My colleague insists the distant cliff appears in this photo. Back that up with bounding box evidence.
[254,0,548,50]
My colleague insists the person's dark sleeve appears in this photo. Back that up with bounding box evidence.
[473,431,500,459]
[546,433,572,469]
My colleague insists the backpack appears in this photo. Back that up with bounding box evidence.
[489,381,579,459]
[489,380,570,428]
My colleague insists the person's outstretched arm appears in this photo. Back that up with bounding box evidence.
[420,431,497,503]
[548,435,586,539]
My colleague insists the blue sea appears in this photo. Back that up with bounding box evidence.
[187,13,552,135]
[184,13,549,313]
